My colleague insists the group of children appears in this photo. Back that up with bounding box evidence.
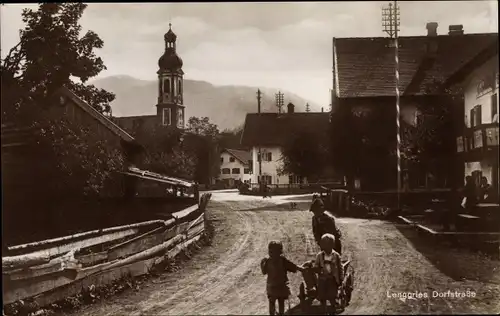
[260,234,343,315]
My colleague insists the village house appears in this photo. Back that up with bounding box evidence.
[218,148,252,187]
[445,41,499,201]
[240,103,330,186]
[331,23,498,191]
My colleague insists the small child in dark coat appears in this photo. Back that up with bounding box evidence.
[260,240,304,315]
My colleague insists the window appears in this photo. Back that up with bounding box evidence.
[258,152,272,162]
[486,127,499,146]
[221,168,230,174]
[229,157,235,162]
[456,136,464,153]
[244,168,251,174]
[177,108,184,128]
[473,129,483,148]
[470,105,482,127]
[259,175,272,184]
[492,94,498,122]
[163,78,170,94]
[162,108,171,126]
[178,79,182,96]
[232,168,240,174]
[220,157,224,163]
[171,79,175,96]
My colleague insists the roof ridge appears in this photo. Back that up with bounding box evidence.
[335,32,498,40]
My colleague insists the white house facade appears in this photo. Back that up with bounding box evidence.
[249,146,303,185]
[219,149,252,186]
[462,54,499,186]
[241,103,330,186]
[453,43,499,198]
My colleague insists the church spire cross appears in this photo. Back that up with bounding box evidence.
[169,22,172,30]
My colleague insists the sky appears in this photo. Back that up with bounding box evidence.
[1,1,498,106]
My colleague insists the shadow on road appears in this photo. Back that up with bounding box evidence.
[209,201,312,213]
[285,302,345,315]
[394,222,500,284]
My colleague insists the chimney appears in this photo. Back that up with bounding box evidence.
[449,24,464,35]
[425,22,439,56]
[426,22,438,36]
[287,102,295,114]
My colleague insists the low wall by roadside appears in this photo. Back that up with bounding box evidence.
[240,182,344,196]
[352,189,452,210]
[398,215,500,259]
[2,193,212,308]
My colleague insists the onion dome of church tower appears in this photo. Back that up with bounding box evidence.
[158,23,183,70]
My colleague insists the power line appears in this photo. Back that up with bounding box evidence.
[275,91,284,114]
[382,0,402,208]
[257,89,262,182]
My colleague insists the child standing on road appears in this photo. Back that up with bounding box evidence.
[260,240,304,315]
[315,233,343,315]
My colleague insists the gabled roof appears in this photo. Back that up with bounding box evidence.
[334,33,498,98]
[222,148,251,165]
[444,41,499,87]
[240,112,330,147]
[57,87,135,142]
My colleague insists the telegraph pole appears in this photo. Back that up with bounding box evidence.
[275,91,284,113]
[257,89,262,184]
[382,0,401,207]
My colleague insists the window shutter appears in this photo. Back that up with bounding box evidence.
[476,105,482,126]
[470,108,475,127]
[492,94,498,120]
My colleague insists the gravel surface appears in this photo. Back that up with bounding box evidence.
[67,191,500,315]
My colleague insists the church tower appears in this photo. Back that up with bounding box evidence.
[157,23,185,129]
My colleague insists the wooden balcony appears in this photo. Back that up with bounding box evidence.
[456,123,499,155]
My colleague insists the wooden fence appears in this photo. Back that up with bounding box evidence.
[2,193,212,308]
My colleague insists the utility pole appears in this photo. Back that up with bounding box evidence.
[275,91,284,114]
[305,103,311,112]
[382,0,401,208]
[257,89,262,184]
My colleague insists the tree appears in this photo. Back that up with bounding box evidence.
[185,116,221,184]
[135,126,197,180]
[186,116,219,138]
[279,128,330,181]
[401,81,464,187]
[1,4,121,201]
[1,3,115,123]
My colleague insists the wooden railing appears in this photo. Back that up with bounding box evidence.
[2,193,212,308]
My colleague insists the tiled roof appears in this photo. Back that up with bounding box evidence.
[114,115,158,135]
[444,41,499,87]
[334,33,498,98]
[240,112,330,147]
[223,148,251,165]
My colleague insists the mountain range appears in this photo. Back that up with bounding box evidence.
[91,75,322,131]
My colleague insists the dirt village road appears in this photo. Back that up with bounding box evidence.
[71,191,500,315]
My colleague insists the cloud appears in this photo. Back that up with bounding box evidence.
[1,1,497,106]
